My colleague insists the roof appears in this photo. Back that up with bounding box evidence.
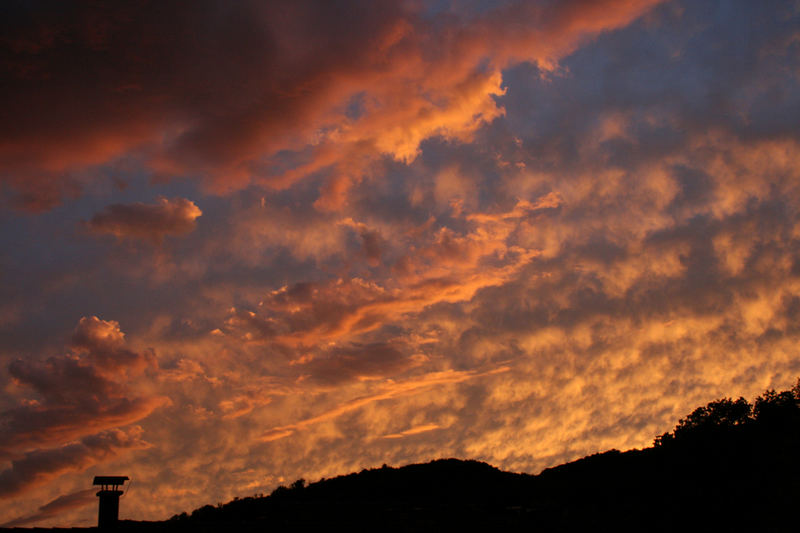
[93,476,129,486]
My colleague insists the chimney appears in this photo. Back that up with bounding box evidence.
[93,476,129,528]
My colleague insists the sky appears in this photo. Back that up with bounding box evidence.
[1,0,800,526]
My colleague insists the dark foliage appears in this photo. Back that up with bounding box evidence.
[654,378,800,446]
[103,380,800,532]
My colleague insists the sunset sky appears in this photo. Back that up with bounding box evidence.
[2,0,800,526]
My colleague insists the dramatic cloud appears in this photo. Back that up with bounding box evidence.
[2,0,800,527]
[1,317,163,454]
[0,0,661,209]
[2,356,161,454]
[85,197,202,243]
[219,196,547,363]
[0,316,165,524]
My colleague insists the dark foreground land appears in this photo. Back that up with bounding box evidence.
[6,382,800,532]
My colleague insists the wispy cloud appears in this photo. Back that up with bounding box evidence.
[261,366,509,441]
[378,423,441,440]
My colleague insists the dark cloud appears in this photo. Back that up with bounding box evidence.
[0,488,96,528]
[0,0,662,209]
[296,342,418,386]
[84,197,202,243]
[0,428,148,500]
[2,357,163,455]
[0,0,409,207]
[1,316,164,455]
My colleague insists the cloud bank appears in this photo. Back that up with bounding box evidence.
[0,317,165,523]
[0,0,661,209]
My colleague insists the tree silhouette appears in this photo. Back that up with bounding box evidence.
[654,396,751,446]
[753,388,800,423]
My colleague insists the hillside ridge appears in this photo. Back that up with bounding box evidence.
[151,380,800,531]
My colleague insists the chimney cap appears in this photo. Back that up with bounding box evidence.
[93,476,129,486]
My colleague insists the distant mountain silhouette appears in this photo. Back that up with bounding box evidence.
[35,380,800,531]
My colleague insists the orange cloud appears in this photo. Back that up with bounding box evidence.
[219,197,545,364]
[71,316,156,377]
[379,423,441,440]
[260,366,509,442]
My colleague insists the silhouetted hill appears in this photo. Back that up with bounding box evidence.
[132,381,800,531]
[16,381,800,531]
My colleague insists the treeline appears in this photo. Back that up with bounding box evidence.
[654,379,800,446]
